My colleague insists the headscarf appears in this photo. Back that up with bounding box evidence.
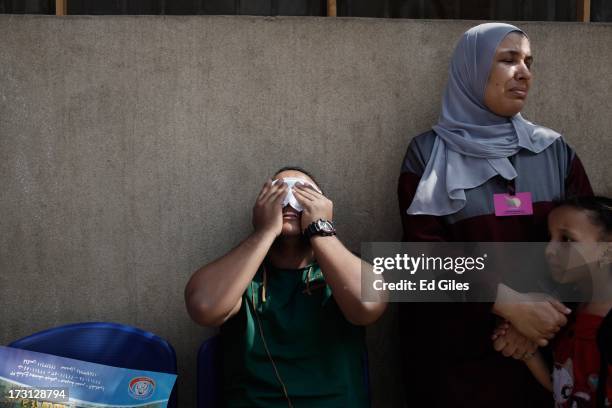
[407,23,561,216]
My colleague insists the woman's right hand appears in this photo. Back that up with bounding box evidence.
[493,284,571,346]
[252,179,288,237]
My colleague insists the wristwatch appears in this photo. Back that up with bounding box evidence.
[303,219,337,239]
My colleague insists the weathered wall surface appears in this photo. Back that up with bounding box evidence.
[1,15,610,407]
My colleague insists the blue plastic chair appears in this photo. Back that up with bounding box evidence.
[197,335,221,408]
[9,322,178,408]
[196,335,370,408]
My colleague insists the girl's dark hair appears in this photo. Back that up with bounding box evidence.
[560,196,612,236]
[273,166,323,193]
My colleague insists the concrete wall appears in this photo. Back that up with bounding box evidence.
[1,15,610,407]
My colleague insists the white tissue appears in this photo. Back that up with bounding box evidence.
[273,177,319,212]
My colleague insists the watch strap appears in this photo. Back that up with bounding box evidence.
[303,219,336,239]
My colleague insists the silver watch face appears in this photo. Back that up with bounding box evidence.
[317,220,334,233]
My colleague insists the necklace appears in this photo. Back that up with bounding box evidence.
[251,264,315,308]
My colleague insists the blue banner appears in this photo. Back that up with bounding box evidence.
[0,346,177,407]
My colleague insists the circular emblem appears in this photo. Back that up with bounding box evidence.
[505,196,522,208]
[128,377,156,400]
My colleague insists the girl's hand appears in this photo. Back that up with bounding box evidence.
[491,320,510,340]
[492,323,538,360]
[252,179,288,237]
[293,183,333,230]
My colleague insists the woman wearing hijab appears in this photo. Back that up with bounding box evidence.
[397,23,593,407]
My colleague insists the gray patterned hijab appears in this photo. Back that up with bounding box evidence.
[407,23,560,216]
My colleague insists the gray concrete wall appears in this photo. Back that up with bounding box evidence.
[1,15,610,407]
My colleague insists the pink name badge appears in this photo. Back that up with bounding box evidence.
[493,192,534,216]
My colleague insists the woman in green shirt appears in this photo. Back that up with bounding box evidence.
[185,167,386,407]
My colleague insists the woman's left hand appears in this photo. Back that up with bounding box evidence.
[293,183,333,230]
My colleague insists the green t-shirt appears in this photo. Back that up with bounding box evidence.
[220,263,368,408]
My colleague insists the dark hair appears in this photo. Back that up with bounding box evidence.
[273,166,323,193]
[559,196,612,237]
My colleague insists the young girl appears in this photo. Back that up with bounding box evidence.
[495,196,612,407]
